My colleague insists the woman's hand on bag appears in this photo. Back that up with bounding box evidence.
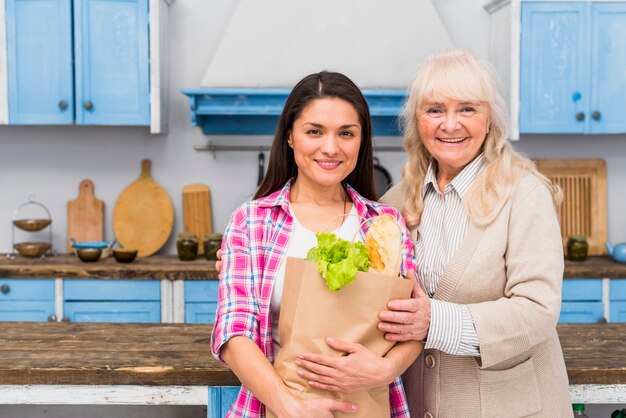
[295,337,393,393]
[215,249,222,272]
[281,396,358,418]
[378,280,431,342]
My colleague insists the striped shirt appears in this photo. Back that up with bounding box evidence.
[415,154,485,356]
[211,179,416,418]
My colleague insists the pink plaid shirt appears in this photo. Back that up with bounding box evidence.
[212,179,416,418]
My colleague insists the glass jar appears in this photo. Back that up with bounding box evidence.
[177,232,198,261]
[203,233,223,261]
[567,235,588,262]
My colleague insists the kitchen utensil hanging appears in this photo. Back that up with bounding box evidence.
[373,157,393,199]
[10,195,54,258]
[257,152,265,186]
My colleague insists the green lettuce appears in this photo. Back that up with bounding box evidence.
[306,232,370,291]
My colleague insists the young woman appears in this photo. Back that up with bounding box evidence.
[211,71,422,418]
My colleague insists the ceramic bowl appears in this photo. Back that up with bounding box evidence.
[113,248,138,263]
[76,248,102,262]
[14,242,51,257]
[13,219,51,232]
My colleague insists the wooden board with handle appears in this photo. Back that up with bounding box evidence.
[113,159,174,257]
[182,184,213,255]
[535,159,607,255]
[67,179,104,252]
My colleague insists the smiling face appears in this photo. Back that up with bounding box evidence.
[417,98,491,181]
[289,97,362,191]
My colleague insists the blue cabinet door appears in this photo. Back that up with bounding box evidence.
[208,386,240,418]
[520,2,590,134]
[559,279,604,323]
[74,0,150,125]
[64,280,160,322]
[64,301,160,322]
[590,3,626,134]
[6,0,74,124]
[0,279,55,321]
[185,281,219,324]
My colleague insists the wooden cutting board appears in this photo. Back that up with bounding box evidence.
[535,159,607,255]
[113,159,174,257]
[182,184,213,255]
[67,179,104,252]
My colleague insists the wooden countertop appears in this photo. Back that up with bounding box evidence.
[1,254,625,281]
[0,254,218,280]
[564,256,626,279]
[0,322,622,386]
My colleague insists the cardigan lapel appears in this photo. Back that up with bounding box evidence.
[432,222,485,301]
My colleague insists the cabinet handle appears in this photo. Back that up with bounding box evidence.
[58,100,68,110]
[48,314,57,322]
[0,284,9,295]
[592,111,601,121]
[576,112,585,121]
[84,100,94,111]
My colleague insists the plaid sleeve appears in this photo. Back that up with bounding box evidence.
[389,376,411,418]
[211,204,261,361]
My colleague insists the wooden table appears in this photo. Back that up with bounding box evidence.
[0,322,623,405]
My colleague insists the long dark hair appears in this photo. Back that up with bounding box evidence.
[254,71,375,200]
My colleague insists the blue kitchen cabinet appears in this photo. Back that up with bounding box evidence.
[5,0,73,124]
[610,280,626,322]
[559,279,604,323]
[520,2,626,134]
[5,0,149,125]
[208,386,240,418]
[185,280,219,324]
[64,280,160,323]
[0,279,55,321]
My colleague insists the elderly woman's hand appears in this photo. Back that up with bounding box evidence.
[295,338,394,393]
[378,281,431,342]
[215,249,223,272]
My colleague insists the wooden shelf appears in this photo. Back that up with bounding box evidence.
[0,254,217,280]
[565,256,626,279]
[1,255,624,281]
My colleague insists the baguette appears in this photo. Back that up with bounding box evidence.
[365,215,402,276]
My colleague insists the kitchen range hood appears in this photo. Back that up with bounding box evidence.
[183,0,454,136]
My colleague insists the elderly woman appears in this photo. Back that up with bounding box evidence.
[373,48,573,417]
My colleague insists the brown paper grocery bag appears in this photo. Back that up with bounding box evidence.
[267,258,414,418]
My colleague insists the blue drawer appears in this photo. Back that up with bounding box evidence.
[0,301,55,322]
[0,279,54,301]
[64,280,160,301]
[559,301,604,323]
[562,279,602,301]
[610,280,626,301]
[185,281,219,324]
[185,280,219,302]
[185,303,217,324]
[208,386,240,418]
[64,301,160,323]
[610,301,626,322]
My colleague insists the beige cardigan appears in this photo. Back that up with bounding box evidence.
[381,172,573,418]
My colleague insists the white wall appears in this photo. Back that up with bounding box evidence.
[2,0,626,258]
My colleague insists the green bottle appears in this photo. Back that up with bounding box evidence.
[572,404,589,418]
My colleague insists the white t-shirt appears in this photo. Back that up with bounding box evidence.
[270,204,360,355]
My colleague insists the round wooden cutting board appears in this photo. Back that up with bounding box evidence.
[113,159,174,257]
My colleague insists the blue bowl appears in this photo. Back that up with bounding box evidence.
[72,241,111,249]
